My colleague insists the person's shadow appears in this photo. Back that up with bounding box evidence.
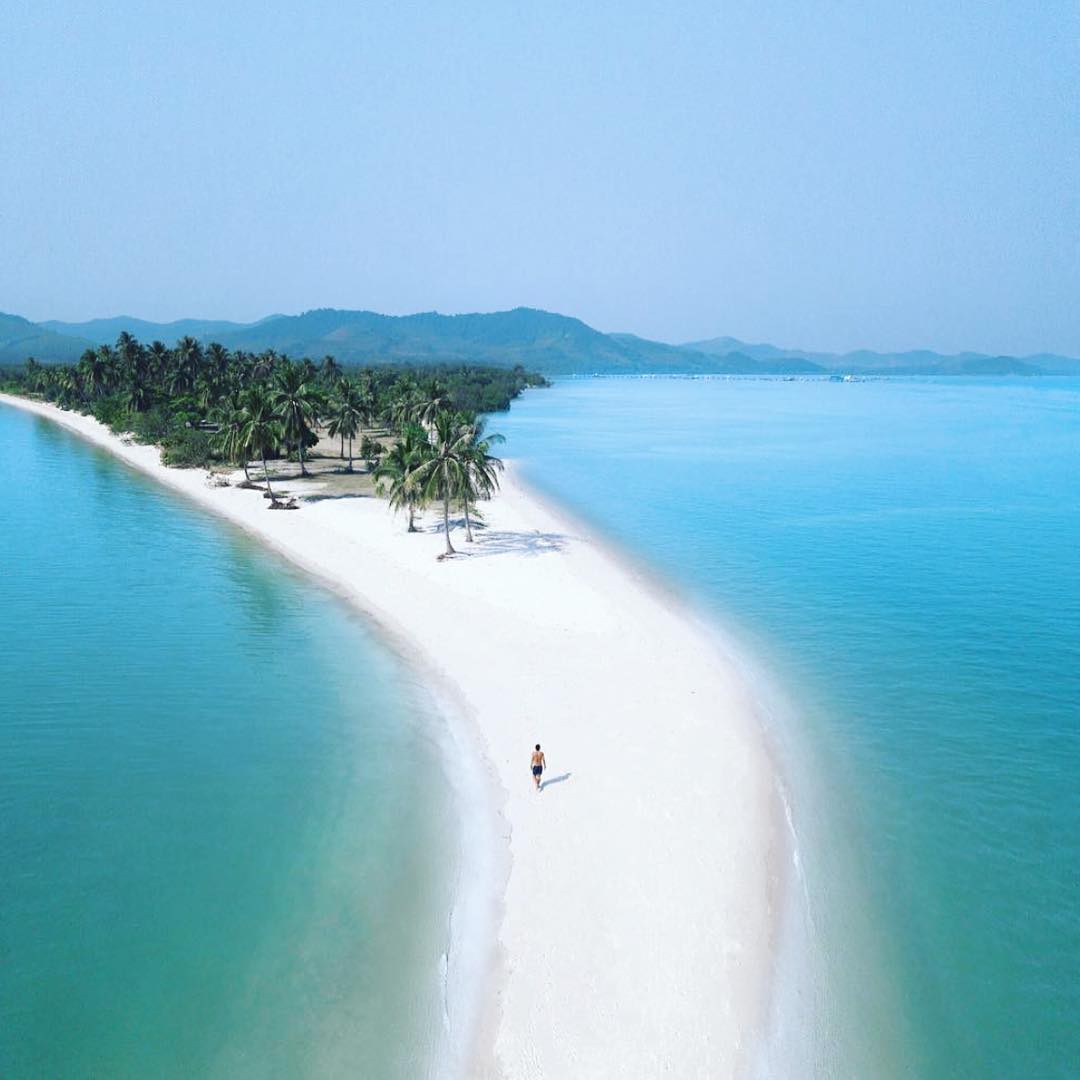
[540,771,572,792]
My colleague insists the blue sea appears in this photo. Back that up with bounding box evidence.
[498,376,1080,1078]
[0,406,458,1078]
[5,378,1079,1077]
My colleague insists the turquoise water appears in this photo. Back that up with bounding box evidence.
[499,377,1080,1078]
[0,406,455,1078]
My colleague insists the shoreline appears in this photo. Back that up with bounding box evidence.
[511,467,803,1074]
[3,393,784,1077]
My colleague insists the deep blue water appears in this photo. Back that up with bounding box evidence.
[498,377,1080,1078]
[0,406,454,1078]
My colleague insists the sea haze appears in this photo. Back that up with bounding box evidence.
[498,375,1080,1078]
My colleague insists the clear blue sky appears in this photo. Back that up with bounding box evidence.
[2,1,1077,355]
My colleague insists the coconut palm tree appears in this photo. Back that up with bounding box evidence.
[211,391,253,482]
[251,350,278,383]
[387,389,415,431]
[230,349,253,386]
[146,340,170,382]
[239,387,282,500]
[414,377,451,428]
[374,423,431,532]
[205,343,231,391]
[271,363,322,477]
[194,371,220,412]
[320,355,342,389]
[326,378,364,470]
[23,358,43,393]
[53,367,82,409]
[126,380,154,413]
[413,411,472,556]
[115,331,143,380]
[459,417,505,542]
[172,336,203,395]
[78,347,114,398]
[357,373,377,432]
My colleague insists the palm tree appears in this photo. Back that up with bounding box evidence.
[239,388,282,500]
[320,355,342,388]
[459,417,505,542]
[352,373,377,457]
[231,350,253,386]
[414,377,451,428]
[387,375,420,430]
[53,367,82,409]
[194,371,219,412]
[204,343,231,398]
[326,379,364,470]
[23,358,43,393]
[116,331,143,382]
[251,350,278,383]
[211,391,253,482]
[413,411,472,556]
[357,373,376,433]
[146,340,170,382]
[78,347,114,398]
[374,423,431,532]
[271,363,322,477]
[387,390,415,431]
[126,381,153,413]
[171,336,202,396]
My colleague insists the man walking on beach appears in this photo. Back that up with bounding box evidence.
[530,744,545,791]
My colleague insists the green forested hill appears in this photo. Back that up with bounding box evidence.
[6,307,1077,375]
[202,308,731,374]
[32,307,733,374]
[0,313,93,365]
[40,316,260,343]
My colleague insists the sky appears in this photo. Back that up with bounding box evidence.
[2,0,1078,355]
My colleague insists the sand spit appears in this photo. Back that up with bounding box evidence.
[2,393,781,1079]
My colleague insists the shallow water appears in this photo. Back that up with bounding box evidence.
[498,376,1080,1078]
[0,406,456,1079]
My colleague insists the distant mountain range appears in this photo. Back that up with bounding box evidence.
[0,307,1075,376]
[0,312,95,365]
[684,336,1080,376]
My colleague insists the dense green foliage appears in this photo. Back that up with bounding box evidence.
[159,428,215,468]
[0,334,534,539]
[0,335,543,458]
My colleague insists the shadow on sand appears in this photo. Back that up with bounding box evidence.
[465,527,571,559]
[421,518,570,559]
[540,771,572,791]
[300,491,375,504]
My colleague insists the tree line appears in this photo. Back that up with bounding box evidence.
[1,333,545,554]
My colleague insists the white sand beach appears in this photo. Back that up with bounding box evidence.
[3,394,782,1079]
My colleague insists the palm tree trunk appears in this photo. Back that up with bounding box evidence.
[464,494,474,542]
[347,434,353,472]
[407,504,416,532]
[263,455,274,500]
[243,460,252,483]
[340,433,345,459]
[442,492,455,555]
[298,439,308,477]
